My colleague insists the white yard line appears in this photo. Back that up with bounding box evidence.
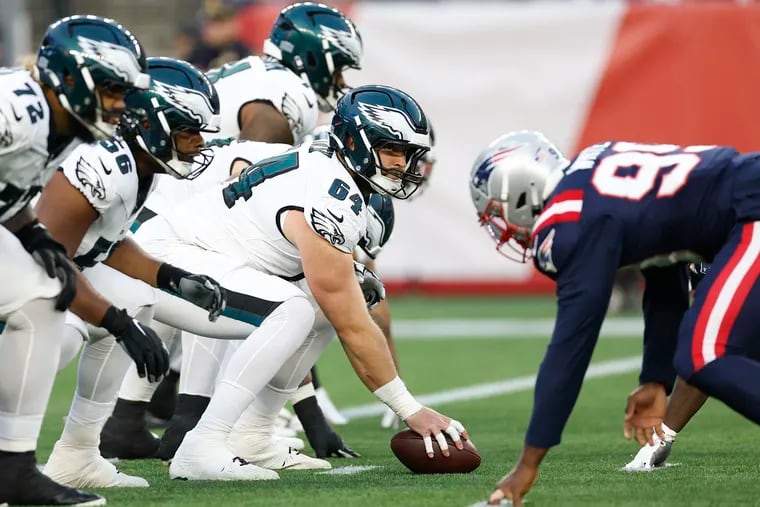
[342,355,641,419]
[391,317,642,339]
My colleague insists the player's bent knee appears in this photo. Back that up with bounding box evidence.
[277,296,316,337]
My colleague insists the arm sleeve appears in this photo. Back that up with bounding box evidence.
[638,263,690,393]
[525,217,623,448]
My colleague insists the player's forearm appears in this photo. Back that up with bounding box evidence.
[640,264,689,391]
[336,315,398,391]
[517,444,549,469]
[68,270,114,326]
[2,204,35,234]
[104,236,161,287]
[369,298,399,369]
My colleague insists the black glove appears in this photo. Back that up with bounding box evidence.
[101,306,169,382]
[15,220,76,311]
[315,430,361,459]
[294,395,361,459]
[157,263,226,321]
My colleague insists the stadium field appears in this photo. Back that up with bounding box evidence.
[38,296,760,506]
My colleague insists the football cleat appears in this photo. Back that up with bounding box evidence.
[237,446,331,471]
[624,435,674,471]
[43,441,148,488]
[0,451,105,506]
[170,431,279,481]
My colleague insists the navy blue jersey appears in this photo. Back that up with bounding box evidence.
[526,141,760,448]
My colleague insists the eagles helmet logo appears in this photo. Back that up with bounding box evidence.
[75,36,145,86]
[320,25,362,64]
[74,156,107,200]
[151,81,216,125]
[310,208,345,247]
[356,103,418,141]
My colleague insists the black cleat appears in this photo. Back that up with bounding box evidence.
[99,399,159,460]
[155,394,209,461]
[147,369,179,422]
[0,451,105,506]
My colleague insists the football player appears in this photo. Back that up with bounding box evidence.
[206,1,361,144]
[103,0,363,447]
[34,57,225,489]
[0,15,150,506]
[469,132,760,506]
[125,85,467,481]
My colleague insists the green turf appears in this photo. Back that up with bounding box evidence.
[35,296,760,506]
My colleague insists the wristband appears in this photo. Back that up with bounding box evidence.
[373,376,422,420]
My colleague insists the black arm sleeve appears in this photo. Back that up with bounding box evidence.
[639,263,690,393]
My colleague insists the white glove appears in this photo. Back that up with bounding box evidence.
[353,261,385,309]
[380,406,401,429]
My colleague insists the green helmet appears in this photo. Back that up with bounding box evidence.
[331,85,431,200]
[37,15,150,141]
[120,57,220,179]
[263,2,362,113]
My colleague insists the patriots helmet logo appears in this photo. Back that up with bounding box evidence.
[310,208,346,247]
[471,145,522,194]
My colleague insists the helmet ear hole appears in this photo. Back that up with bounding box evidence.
[516,192,527,209]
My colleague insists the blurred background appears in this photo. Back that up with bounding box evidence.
[6,0,760,309]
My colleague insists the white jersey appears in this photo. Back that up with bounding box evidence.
[160,140,368,279]
[206,56,318,144]
[0,68,81,222]
[143,139,291,218]
[59,137,156,268]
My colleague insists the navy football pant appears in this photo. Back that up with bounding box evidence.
[674,221,760,424]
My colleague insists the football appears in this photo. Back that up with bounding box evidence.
[390,429,481,474]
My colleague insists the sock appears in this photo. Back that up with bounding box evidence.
[291,383,316,405]
[662,423,677,443]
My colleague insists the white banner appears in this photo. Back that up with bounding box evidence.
[349,2,624,283]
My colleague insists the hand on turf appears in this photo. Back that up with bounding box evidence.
[624,382,666,446]
[405,407,468,458]
[488,463,537,507]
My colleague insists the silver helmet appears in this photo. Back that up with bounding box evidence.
[469,130,568,261]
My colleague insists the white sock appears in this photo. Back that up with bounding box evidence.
[662,423,678,443]
[290,383,316,405]
[231,386,292,449]
[0,298,64,452]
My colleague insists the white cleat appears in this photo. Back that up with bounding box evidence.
[170,431,279,481]
[276,407,304,432]
[315,387,348,426]
[273,425,298,439]
[239,446,331,471]
[43,440,149,488]
[274,434,305,451]
[624,435,673,471]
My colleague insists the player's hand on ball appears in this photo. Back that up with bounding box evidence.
[404,407,468,458]
[488,463,537,507]
[624,382,666,446]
